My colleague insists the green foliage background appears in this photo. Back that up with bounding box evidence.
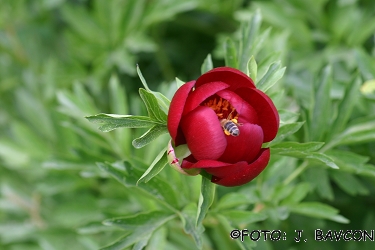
[1,0,375,249]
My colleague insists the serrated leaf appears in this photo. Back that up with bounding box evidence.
[132,125,168,149]
[247,56,257,81]
[139,88,168,123]
[221,210,267,225]
[101,211,175,250]
[257,61,285,92]
[224,38,238,69]
[271,142,324,153]
[137,150,168,184]
[86,113,159,132]
[201,54,213,74]
[196,176,215,227]
[268,122,305,146]
[289,202,349,224]
[180,203,204,249]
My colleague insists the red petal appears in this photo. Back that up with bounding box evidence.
[183,159,232,169]
[219,123,263,164]
[183,81,229,115]
[211,148,271,187]
[216,89,258,124]
[195,67,256,91]
[167,81,196,143]
[180,106,227,160]
[236,88,279,142]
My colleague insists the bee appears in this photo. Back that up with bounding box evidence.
[220,110,241,137]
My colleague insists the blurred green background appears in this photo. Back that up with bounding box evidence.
[1,0,375,249]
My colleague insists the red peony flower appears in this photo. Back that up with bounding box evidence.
[167,67,279,187]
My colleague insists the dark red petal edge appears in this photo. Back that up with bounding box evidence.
[183,81,229,115]
[167,81,196,143]
[180,106,227,160]
[210,148,270,187]
[195,67,256,91]
[236,88,279,142]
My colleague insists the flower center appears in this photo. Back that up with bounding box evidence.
[202,95,238,121]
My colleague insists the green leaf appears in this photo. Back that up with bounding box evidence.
[325,120,375,149]
[139,88,168,123]
[224,38,238,69]
[175,77,185,88]
[101,211,175,250]
[326,150,374,177]
[215,193,251,211]
[132,125,168,149]
[303,168,334,200]
[330,171,369,196]
[201,54,213,74]
[137,150,168,184]
[267,122,305,146]
[196,176,216,227]
[221,210,267,225]
[306,152,339,169]
[271,142,324,153]
[137,65,170,113]
[239,9,262,72]
[289,202,349,224]
[355,48,375,80]
[180,203,204,249]
[215,214,254,250]
[278,109,299,123]
[257,61,285,92]
[247,56,257,81]
[331,76,361,136]
[281,182,311,205]
[310,65,332,141]
[86,113,159,132]
[97,161,179,210]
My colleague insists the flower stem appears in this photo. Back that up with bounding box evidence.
[283,160,308,185]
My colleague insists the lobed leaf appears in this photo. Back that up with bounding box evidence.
[220,210,267,226]
[132,125,168,149]
[179,203,204,249]
[247,56,257,81]
[224,38,238,69]
[86,113,159,132]
[139,88,168,123]
[267,122,305,146]
[271,142,324,153]
[101,211,175,250]
[137,150,168,184]
[257,61,286,93]
[201,54,214,74]
[196,176,216,227]
[289,202,349,224]
[137,65,170,113]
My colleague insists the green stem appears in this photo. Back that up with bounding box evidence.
[283,160,309,185]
